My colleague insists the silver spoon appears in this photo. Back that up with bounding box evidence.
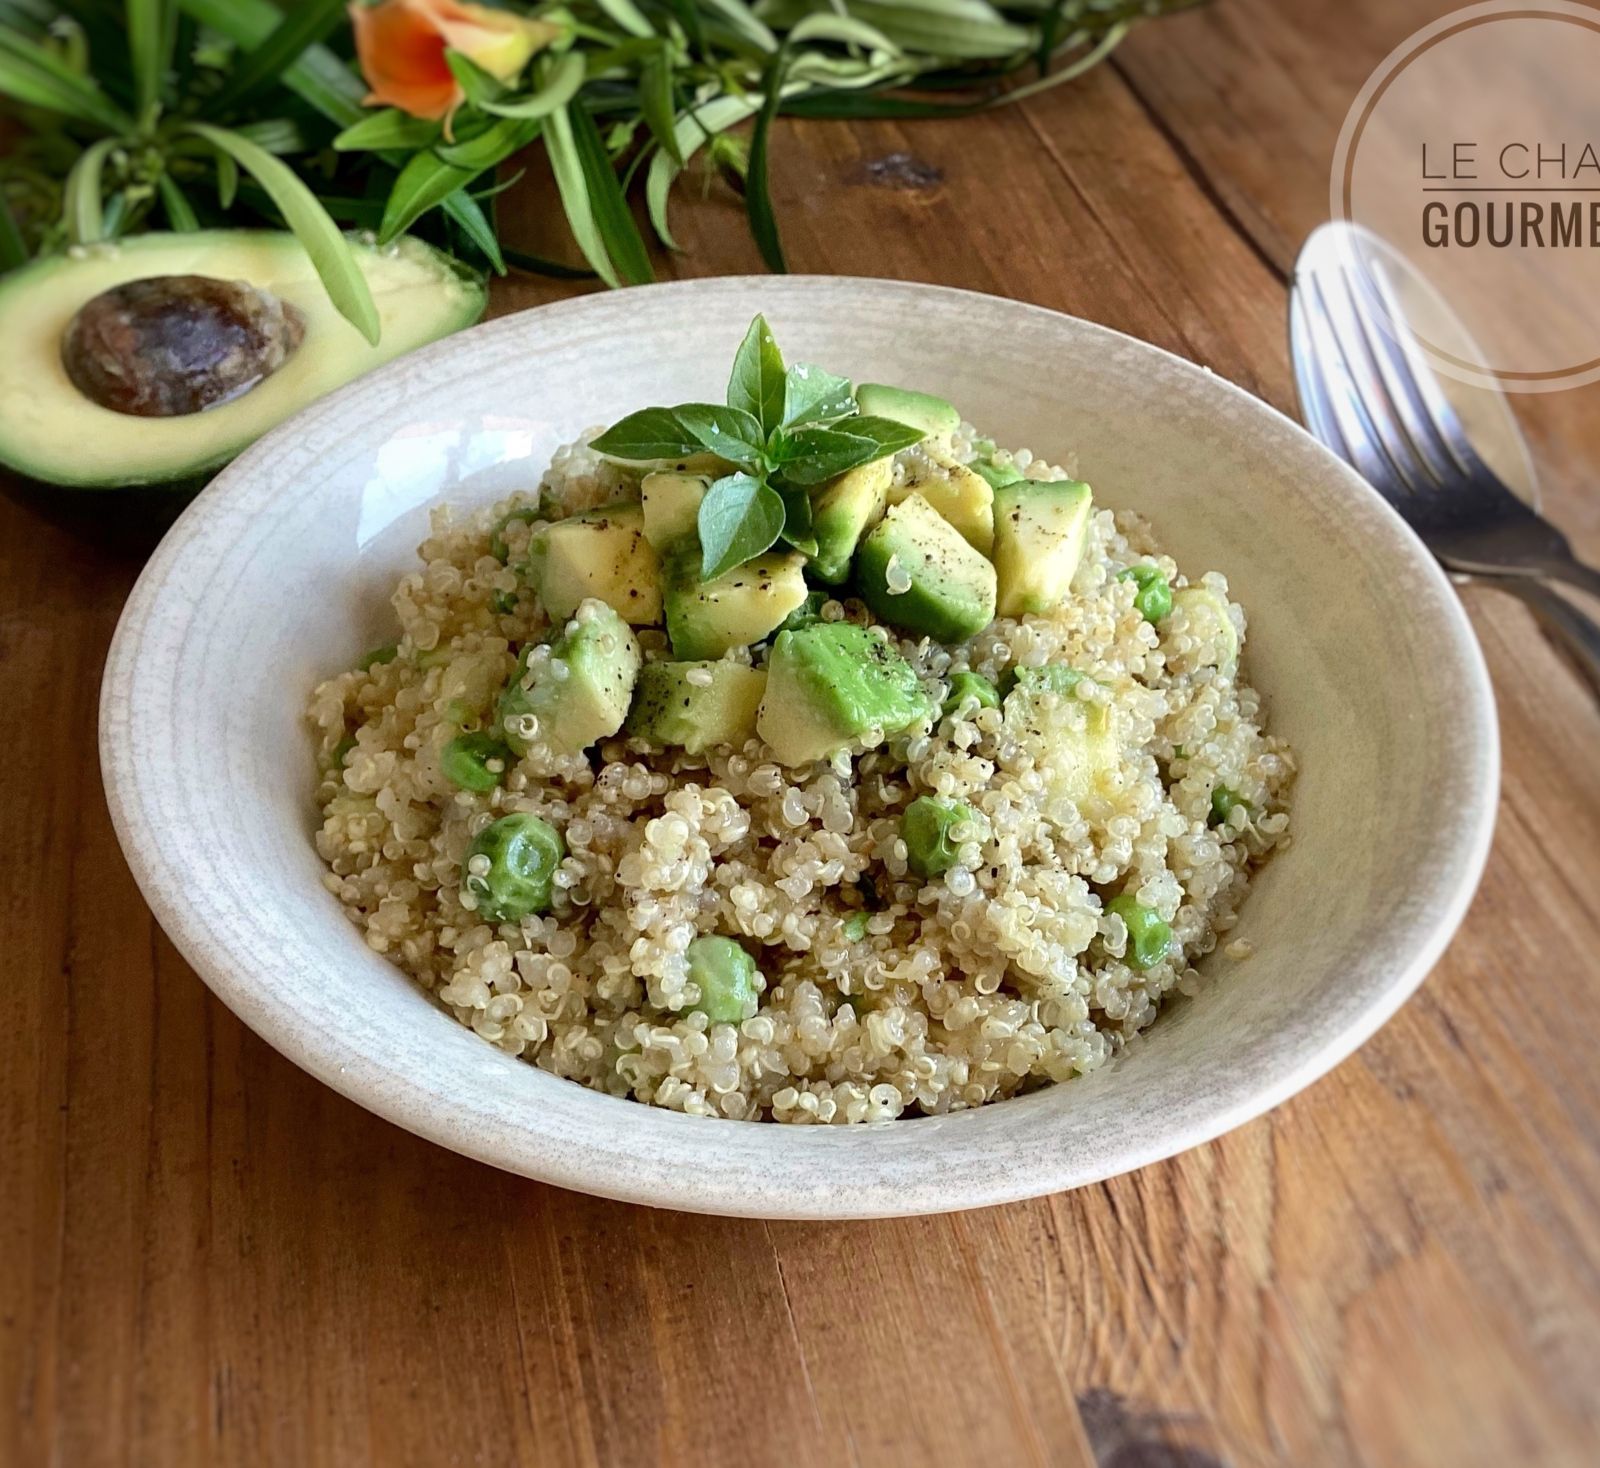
[1290,221,1600,697]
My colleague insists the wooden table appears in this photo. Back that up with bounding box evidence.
[6,4,1599,1464]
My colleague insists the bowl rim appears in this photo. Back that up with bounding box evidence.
[99,275,1500,1217]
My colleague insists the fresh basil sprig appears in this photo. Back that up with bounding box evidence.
[590,315,925,581]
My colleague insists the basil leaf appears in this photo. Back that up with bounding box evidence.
[697,473,785,581]
[591,407,703,461]
[775,416,926,486]
[777,484,817,556]
[783,362,855,428]
[675,403,766,467]
[726,315,786,438]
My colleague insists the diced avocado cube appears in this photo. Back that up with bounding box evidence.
[641,470,708,550]
[856,492,996,644]
[528,502,662,626]
[625,660,767,754]
[1002,664,1117,803]
[1171,586,1239,676]
[887,448,994,553]
[664,548,809,660]
[757,621,930,767]
[498,599,641,757]
[810,456,892,583]
[992,479,1093,618]
[854,383,961,447]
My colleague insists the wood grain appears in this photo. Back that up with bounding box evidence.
[4,4,1599,1465]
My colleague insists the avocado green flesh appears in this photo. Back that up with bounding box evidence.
[499,601,641,757]
[856,493,996,643]
[531,502,662,625]
[0,230,486,489]
[810,456,891,583]
[854,383,960,440]
[625,660,767,753]
[758,621,930,767]
[664,549,809,660]
[993,479,1093,617]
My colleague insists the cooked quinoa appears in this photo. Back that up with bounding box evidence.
[309,428,1294,1125]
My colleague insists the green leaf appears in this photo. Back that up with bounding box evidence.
[0,30,132,129]
[480,49,584,119]
[544,102,619,288]
[568,101,653,285]
[434,116,534,170]
[232,116,305,154]
[782,362,854,428]
[746,44,791,273]
[186,122,380,345]
[594,0,654,40]
[726,314,786,438]
[441,189,505,273]
[701,0,777,51]
[844,1,1032,59]
[217,0,345,110]
[638,44,682,167]
[661,0,705,54]
[379,119,535,242]
[157,171,199,230]
[126,0,167,116]
[334,110,441,154]
[591,407,702,460]
[675,402,764,465]
[775,417,926,486]
[64,137,116,245]
[443,48,504,109]
[697,472,784,581]
[645,92,759,250]
[178,0,365,126]
[214,149,238,208]
[0,188,26,271]
[776,483,817,556]
[500,246,596,281]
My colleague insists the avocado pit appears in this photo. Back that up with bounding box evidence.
[61,274,305,417]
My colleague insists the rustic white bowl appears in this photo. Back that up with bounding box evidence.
[100,277,1498,1218]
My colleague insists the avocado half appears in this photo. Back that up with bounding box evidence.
[0,229,487,491]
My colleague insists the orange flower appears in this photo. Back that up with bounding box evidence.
[350,0,559,121]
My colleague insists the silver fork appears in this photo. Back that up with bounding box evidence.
[1290,222,1600,696]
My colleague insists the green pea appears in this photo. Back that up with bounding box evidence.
[442,731,513,793]
[843,912,870,943]
[1120,564,1173,623]
[685,935,761,1023]
[489,505,541,563]
[942,670,1000,718]
[463,812,564,922]
[969,437,997,458]
[1106,894,1174,971]
[358,643,398,672]
[491,588,519,615]
[1210,785,1252,829]
[902,795,978,880]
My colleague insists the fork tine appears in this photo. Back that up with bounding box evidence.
[1346,250,1495,485]
[1288,277,1400,494]
[1304,264,1438,499]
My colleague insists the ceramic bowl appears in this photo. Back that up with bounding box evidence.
[100,277,1498,1218]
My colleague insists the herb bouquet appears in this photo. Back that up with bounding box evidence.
[0,0,1202,336]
